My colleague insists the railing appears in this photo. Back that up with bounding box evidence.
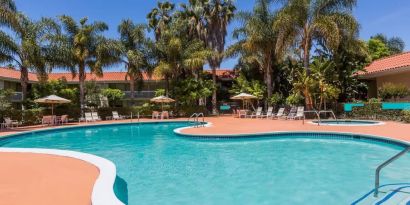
[303,110,337,125]
[123,91,155,99]
[10,92,23,102]
[188,113,205,128]
[374,146,410,197]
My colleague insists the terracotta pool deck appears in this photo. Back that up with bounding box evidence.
[0,116,409,205]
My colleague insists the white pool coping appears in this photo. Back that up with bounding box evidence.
[308,119,385,126]
[0,148,124,205]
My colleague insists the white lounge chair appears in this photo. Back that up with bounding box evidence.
[152,111,161,119]
[272,108,285,119]
[285,107,297,120]
[91,112,102,121]
[4,117,21,128]
[263,107,274,119]
[57,115,68,125]
[288,107,305,120]
[85,112,94,123]
[250,107,263,118]
[112,111,124,120]
[161,111,170,119]
[41,115,54,126]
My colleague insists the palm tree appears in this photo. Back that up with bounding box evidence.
[181,0,236,114]
[154,30,212,93]
[0,0,17,28]
[118,19,154,100]
[0,13,60,102]
[228,0,289,102]
[147,1,175,40]
[275,0,358,72]
[57,16,121,114]
[293,69,314,109]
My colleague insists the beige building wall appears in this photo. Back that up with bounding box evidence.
[376,70,410,88]
[375,70,410,101]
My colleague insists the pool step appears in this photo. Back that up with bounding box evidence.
[352,184,410,205]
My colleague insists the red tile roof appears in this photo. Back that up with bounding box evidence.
[0,67,39,82]
[361,52,410,77]
[0,67,234,83]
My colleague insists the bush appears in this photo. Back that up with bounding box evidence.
[402,110,410,123]
[378,83,409,101]
[1,108,43,125]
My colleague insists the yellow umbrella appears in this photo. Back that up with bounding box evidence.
[230,93,257,109]
[150,96,175,111]
[34,95,71,115]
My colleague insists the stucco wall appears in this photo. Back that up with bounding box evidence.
[376,70,410,101]
[376,70,410,88]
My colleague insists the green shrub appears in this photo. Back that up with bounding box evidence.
[378,83,409,101]
[402,110,410,123]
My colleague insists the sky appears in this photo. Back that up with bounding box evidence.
[14,0,410,71]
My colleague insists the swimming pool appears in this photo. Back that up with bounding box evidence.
[312,120,383,126]
[0,122,409,205]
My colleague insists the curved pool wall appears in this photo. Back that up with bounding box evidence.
[310,120,384,126]
[0,122,409,204]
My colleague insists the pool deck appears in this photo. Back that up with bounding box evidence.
[0,116,409,204]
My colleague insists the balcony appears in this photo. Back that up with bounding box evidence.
[123,91,155,99]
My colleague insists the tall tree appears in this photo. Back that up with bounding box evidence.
[275,0,358,73]
[228,0,289,102]
[371,33,405,55]
[181,0,236,114]
[118,19,154,100]
[57,16,121,114]
[0,13,60,102]
[147,1,175,41]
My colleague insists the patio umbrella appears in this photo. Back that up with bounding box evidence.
[34,95,71,115]
[150,96,175,111]
[230,93,257,109]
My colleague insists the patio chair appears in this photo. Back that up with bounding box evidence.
[250,107,263,118]
[4,117,21,128]
[272,108,285,119]
[161,111,170,119]
[91,112,102,121]
[152,111,161,119]
[288,107,305,120]
[262,107,274,119]
[285,107,297,120]
[58,115,68,125]
[41,115,54,126]
[85,112,94,123]
[238,109,247,118]
[112,111,124,120]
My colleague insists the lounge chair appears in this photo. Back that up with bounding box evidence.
[91,112,102,121]
[250,107,263,118]
[152,111,161,119]
[272,108,285,119]
[85,112,94,123]
[112,111,124,120]
[288,106,305,120]
[263,107,274,119]
[285,107,297,120]
[4,117,21,128]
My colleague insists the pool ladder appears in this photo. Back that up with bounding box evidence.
[374,146,410,197]
[188,113,205,128]
[303,110,337,125]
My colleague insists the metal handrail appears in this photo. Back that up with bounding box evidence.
[374,146,410,197]
[197,113,205,127]
[188,113,205,128]
[303,110,321,125]
[319,110,337,121]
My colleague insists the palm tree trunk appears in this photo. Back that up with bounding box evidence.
[79,64,86,116]
[265,55,273,107]
[211,66,218,115]
[20,66,29,102]
[129,75,135,99]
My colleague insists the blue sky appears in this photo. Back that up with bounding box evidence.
[15,0,410,71]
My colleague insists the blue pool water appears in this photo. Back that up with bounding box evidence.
[313,120,382,125]
[0,122,409,205]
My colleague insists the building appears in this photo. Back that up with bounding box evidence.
[0,67,235,105]
[359,52,410,100]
